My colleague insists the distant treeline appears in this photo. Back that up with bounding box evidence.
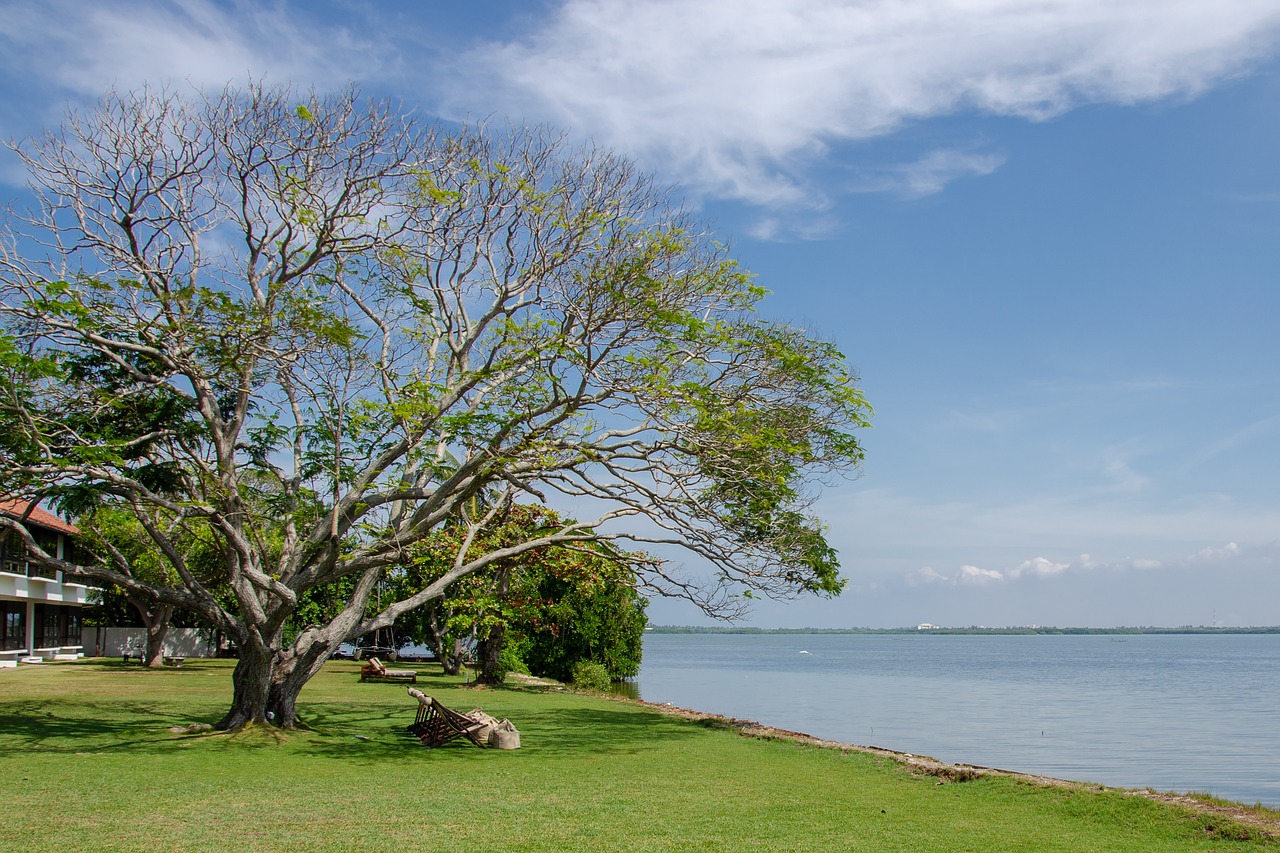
[648,625,1280,635]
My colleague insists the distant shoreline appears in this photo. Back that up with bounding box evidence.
[647,625,1280,635]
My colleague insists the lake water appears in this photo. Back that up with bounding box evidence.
[635,632,1280,808]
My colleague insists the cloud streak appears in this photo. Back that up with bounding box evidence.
[6,1,1279,215]
[0,1,381,112]
[451,0,1280,209]
[905,539,1280,589]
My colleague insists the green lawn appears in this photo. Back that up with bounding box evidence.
[1,659,1274,852]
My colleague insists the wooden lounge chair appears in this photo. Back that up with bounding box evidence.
[406,688,489,748]
[359,656,417,683]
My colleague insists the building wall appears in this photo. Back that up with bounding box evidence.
[0,509,92,659]
[81,626,219,658]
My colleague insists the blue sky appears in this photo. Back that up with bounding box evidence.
[2,0,1278,628]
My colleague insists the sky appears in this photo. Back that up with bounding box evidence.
[1,0,1278,629]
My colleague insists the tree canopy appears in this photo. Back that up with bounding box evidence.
[0,83,870,728]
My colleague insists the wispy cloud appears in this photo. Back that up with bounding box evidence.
[902,540,1280,589]
[854,148,1007,198]
[1100,445,1153,493]
[0,1,380,104]
[449,0,1280,210]
[6,1,1280,219]
[1188,414,1280,467]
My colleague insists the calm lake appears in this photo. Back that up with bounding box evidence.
[634,632,1280,808]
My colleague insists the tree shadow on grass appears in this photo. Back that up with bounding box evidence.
[0,700,225,755]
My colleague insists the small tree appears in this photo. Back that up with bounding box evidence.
[78,506,180,667]
[399,504,648,684]
[518,559,648,683]
[0,83,870,729]
[75,503,231,666]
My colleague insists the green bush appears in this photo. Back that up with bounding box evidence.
[499,645,529,676]
[522,574,647,682]
[571,660,611,691]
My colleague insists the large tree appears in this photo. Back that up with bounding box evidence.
[0,83,870,729]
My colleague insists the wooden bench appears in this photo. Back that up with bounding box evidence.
[359,656,416,683]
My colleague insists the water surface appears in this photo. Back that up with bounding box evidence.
[636,632,1280,807]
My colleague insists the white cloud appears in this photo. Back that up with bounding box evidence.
[451,0,1280,208]
[957,564,1004,584]
[897,541,1274,589]
[1189,541,1242,562]
[906,566,951,586]
[1008,556,1069,579]
[0,1,380,101]
[824,485,1280,572]
[855,148,1007,198]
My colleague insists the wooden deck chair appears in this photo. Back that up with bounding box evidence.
[406,688,489,748]
[360,656,417,683]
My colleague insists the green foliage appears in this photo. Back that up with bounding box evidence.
[285,576,359,645]
[75,504,228,633]
[397,504,648,683]
[519,568,647,682]
[570,659,612,691]
[498,645,529,677]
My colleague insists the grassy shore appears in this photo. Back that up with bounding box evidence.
[1,659,1275,852]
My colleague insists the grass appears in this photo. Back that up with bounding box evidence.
[1,658,1276,852]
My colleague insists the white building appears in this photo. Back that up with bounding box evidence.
[0,498,94,664]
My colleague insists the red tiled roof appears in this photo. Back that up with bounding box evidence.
[0,498,80,536]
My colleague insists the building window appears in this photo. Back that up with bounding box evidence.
[0,529,59,579]
[34,604,81,648]
[28,529,58,579]
[0,531,24,576]
[1,602,25,651]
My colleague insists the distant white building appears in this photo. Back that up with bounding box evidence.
[916,623,938,630]
[0,498,94,664]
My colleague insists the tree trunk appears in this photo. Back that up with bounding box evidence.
[477,622,506,685]
[216,644,273,730]
[476,567,510,685]
[265,640,333,729]
[447,638,469,677]
[424,609,464,676]
[124,592,174,669]
[142,604,175,668]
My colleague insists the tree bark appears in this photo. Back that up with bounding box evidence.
[216,644,273,730]
[476,567,510,684]
[143,612,172,668]
[265,641,333,729]
[125,593,174,669]
[424,609,464,676]
[477,622,506,685]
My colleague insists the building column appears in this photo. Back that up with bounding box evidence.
[24,600,34,655]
